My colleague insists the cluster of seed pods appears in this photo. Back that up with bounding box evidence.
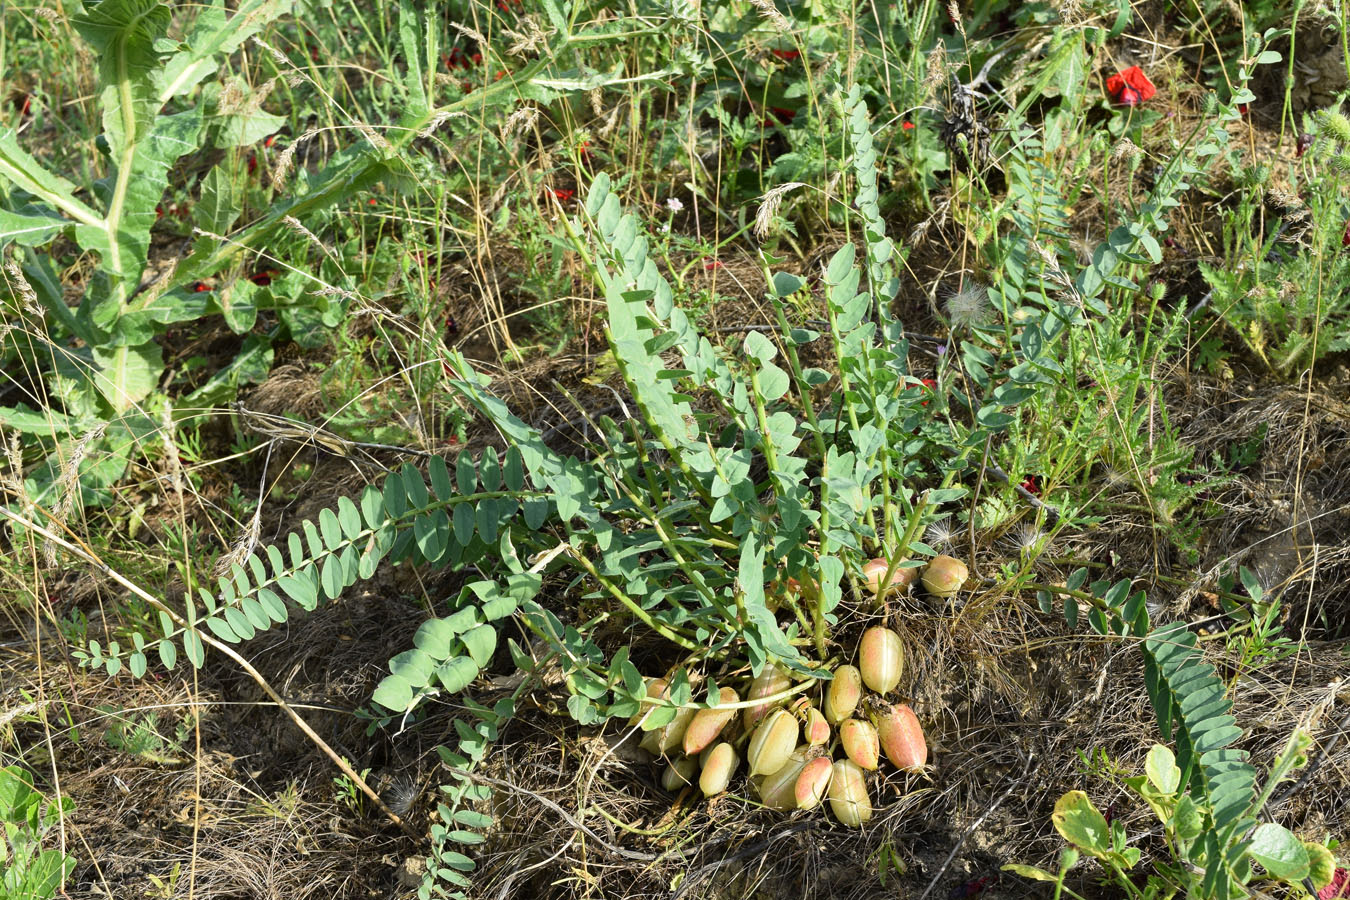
[639,625,928,828]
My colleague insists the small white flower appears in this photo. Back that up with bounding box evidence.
[666,197,684,212]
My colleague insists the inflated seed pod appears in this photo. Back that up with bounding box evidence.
[874,703,927,771]
[699,743,739,796]
[825,665,864,725]
[628,677,670,726]
[683,687,741,756]
[858,626,903,695]
[922,555,968,599]
[747,708,800,778]
[661,755,699,792]
[791,698,831,746]
[795,756,833,810]
[840,718,880,770]
[861,558,920,597]
[743,664,792,730]
[756,747,810,811]
[641,705,697,756]
[828,759,872,827]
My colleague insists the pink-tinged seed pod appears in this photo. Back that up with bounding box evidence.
[841,718,880,770]
[875,703,928,771]
[828,759,872,827]
[683,688,741,756]
[795,756,833,810]
[747,708,799,777]
[642,705,697,756]
[858,627,903,695]
[699,743,739,796]
[756,747,810,811]
[743,664,792,730]
[922,555,968,599]
[825,665,863,724]
[661,756,699,792]
[791,699,831,746]
[628,677,670,726]
[862,558,920,597]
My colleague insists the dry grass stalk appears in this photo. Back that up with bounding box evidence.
[753,182,806,240]
[4,259,42,320]
[44,422,107,567]
[271,127,318,190]
[749,0,792,32]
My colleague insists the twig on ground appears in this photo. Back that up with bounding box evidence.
[916,751,1040,900]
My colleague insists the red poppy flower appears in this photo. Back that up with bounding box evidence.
[1318,869,1349,900]
[264,134,277,148]
[704,259,724,270]
[155,204,165,220]
[1343,220,1350,249]
[771,49,801,61]
[1106,66,1156,106]
[1237,103,1250,116]
[367,197,377,206]
[249,269,280,287]
[547,188,574,202]
[902,121,915,131]
[192,282,212,293]
[769,106,796,124]
[919,377,936,406]
[577,140,591,159]
[246,152,258,175]
[1020,475,1041,496]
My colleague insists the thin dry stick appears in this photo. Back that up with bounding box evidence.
[0,504,418,838]
[916,751,1040,900]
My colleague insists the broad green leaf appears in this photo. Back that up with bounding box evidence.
[319,507,343,549]
[337,496,363,540]
[0,208,68,246]
[1145,745,1180,794]
[320,554,343,599]
[414,618,459,657]
[90,341,161,412]
[460,624,496,667]
[1249,823,1309,882]
[389,649,437,688]
[156,0,296,103]
[183,629,205,667]
[435,657,479,693]
[204,616,238,643]
[157,638,177,670]
[256,589,287,624]
[0,129,102,226]
[222,605,255,640]
[1052,791,1110,854]
[429,455,453,500]
[372,675,414,712]
[1001,864,1059,883]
